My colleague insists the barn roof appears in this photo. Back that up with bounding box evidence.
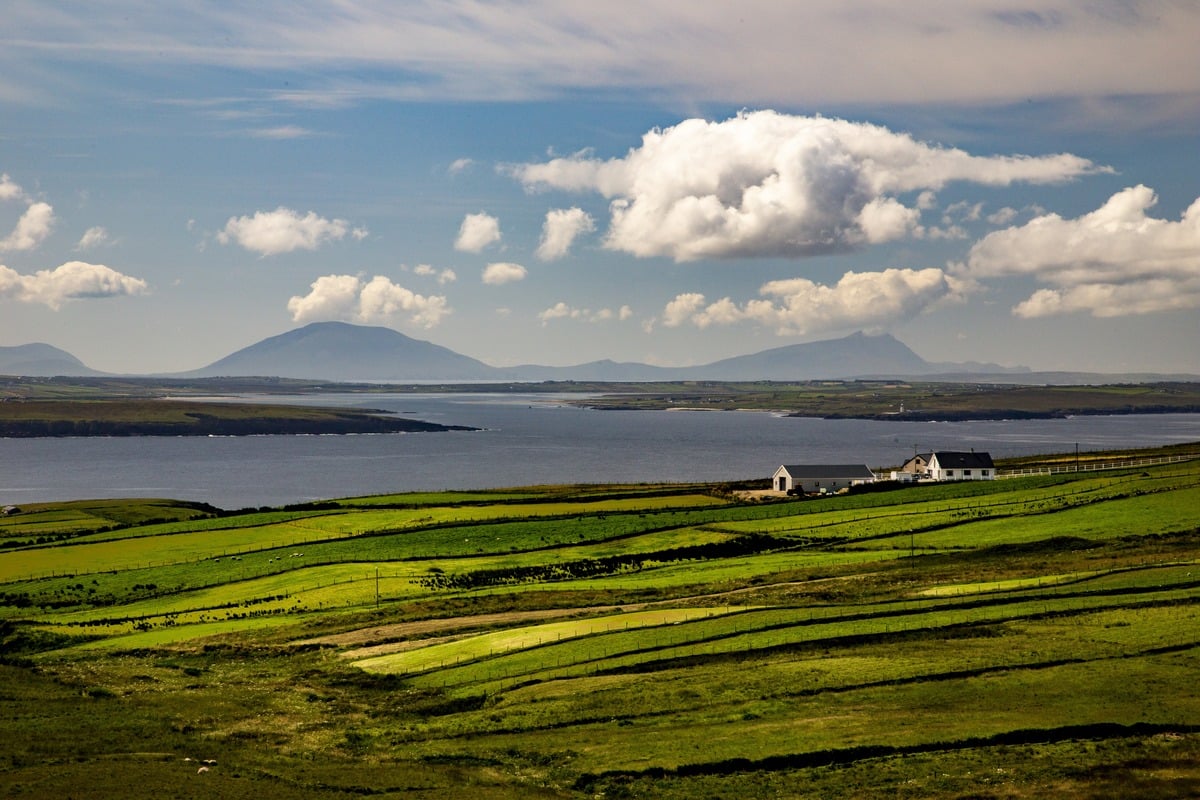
[777,464,877,479]
[927,451,994,469]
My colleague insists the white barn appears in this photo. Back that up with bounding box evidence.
[898,451,995,481]
[772,464,877,494]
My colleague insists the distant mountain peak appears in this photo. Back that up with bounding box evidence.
[187,321,498,381]
[0,343,103,377]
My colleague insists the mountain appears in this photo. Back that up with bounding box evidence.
[186,321,501,381]
[0,343,104,377]
[186,324,959,382]
[686,332,934,380]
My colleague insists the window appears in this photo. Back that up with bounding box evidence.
[964,469,972,476]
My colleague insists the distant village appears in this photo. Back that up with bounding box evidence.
[772,451,994,496]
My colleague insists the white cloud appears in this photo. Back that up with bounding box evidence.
[535,207,595,260]
[16,6,1200,113]
[454,212,501,252]
[510,111,1103,261]
[538,300,630,325]
[0,260,148,309]
[482,262,526,285]
[986,206,1019,226]
[661,268,955,335]
[0,201,55,252]
[662,293,706,327]
[960,185,1200,317]
[1,176,54,252]
[247,125,314,139]
[414,264,457,284]
[75,226,113,251]
[0,174,26,202]
[218,207,367,255]
[448,158,475,175]
[287,274,449,328]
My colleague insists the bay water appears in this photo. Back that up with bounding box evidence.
[2,393,1198,509]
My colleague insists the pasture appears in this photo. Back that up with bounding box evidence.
[1,457,1198,798]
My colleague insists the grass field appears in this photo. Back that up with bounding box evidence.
[1,455,1198,798]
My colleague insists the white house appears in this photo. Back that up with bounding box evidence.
[772,464,877,494]
[898,451,995,481]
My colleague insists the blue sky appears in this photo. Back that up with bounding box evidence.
[1,1,1198,375]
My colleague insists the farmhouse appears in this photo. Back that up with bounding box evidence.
[898,451,995,481]
[772,464,877,494]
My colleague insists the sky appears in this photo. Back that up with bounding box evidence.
[1,1,1199,376]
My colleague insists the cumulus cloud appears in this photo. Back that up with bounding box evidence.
[538,301,632,325]
[454,212,501,252]
[535,207,595,260]
[959,185,1200,317]
[482,262,527,285]
[1,175,55,252]
[509,111,1104,261]
[0,260,148,309]
[75,226,114,251]
[287,274,449,327]
[218,207,368,255]
[448,158,475,175]
[1,201,55,252]
[661,268,956,335]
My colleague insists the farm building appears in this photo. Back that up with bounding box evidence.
[898,451,995,481]
[772,464,877,494]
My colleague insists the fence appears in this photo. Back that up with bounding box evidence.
[997,453,1195,478]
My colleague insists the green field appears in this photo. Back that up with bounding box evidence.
[2,457,1198,798]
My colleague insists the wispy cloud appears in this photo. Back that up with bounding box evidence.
[539,301,632,325]
[246,125,316,139]
[5,3,1199,113]
[75,225,114,251]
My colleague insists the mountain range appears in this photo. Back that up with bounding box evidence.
[6,321,1196,383]
[5,321,1031,382]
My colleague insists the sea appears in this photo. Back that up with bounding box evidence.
[3,392,1199,510]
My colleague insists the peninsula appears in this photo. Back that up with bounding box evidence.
[0,399,474,437]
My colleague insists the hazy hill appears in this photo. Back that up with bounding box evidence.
[0,343,104,377]
[185,321,501,381]
[3,327,993,382]
[24,322,1195,383]
[184,323,969,381]
[688,331,934,380]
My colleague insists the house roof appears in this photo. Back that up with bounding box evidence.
[777,464,877,479]
[926,451,994,469]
